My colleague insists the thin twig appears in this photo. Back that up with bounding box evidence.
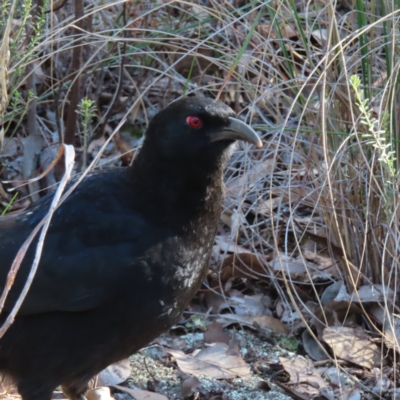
[0,144,75,338]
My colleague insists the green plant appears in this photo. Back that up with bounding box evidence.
[1,192,18,216]
[185,315,209,331]
[77,98,97,169]
[350,75,396,179]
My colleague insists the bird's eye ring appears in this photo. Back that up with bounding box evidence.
[186,116,203,128]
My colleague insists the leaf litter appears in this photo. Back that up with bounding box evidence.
[167,343,251,380]
[1,0,398,398]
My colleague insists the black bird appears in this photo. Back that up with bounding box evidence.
[0,97,261,400]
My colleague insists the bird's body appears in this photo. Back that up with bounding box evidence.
[0,98,261,400]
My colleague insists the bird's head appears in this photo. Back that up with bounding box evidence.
[141,97,262,164]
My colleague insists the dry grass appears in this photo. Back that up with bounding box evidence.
[1,0,400,398]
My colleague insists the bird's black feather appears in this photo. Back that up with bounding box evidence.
[0,97,260,400]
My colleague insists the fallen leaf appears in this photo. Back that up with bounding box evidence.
[217,314,289,335]
[168,343,251,379]
[272,252,340,281]
[88,136,106,153]
[258,23,298,39]
[86,387,113,400]
[319,387,335,400]
[181,376,200,398]
[340,386,361,400]
[113,385,168,400]
[372,367,390,395]
[302,329,327,361]
[174,46,215,75]
[272,380,311,399]
[322,367,347,387]
[280,23,298,38]
[302,248,340,279]
[315,301,362,331]
[213,236,252,255]
[0,375,16,396]
[204,321,230,345]
[220,253,267,282]
[256,196,282,214]
[321,282,350,304]
[311,29,328,45]
[229,294,271,316]
[113,132,135,165]
[390,388,400,398]
[370,305,400,352]
[226,160,274,198]
[312,283,363,337]
[98,359,131,386]
[204,291,228,314]
[270,253,306,275]
[322,327,382,368]
[280,356,327,395]
[352,285,395,303]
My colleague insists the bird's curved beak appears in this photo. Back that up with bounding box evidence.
[210,117,263,148]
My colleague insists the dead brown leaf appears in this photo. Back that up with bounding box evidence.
[98,359,131,386]
[86,387,114,400]
[204,321,230,345]
[258,23,298,39]
[113,385,168,400]
[322,327,382,368]
[314,300,362,329]
[340,386,361,400]
[181,376,200,398]
[256,196,282,214]
[226,160,274,198]
[217,314,289,335]
[352,285,395,303]
[168,343,251,379]
[272,380,311,399]
[311,29,328,45]
[220,253,267,282]
[229,294,272,316]
[280,356,328,395]
[302,329,327,361]
[113,132,135,165]
[370,305,400,353]
[213,236,252,255]
[311,282,363,339]
[272,251,341,281]
[204,291,228,314]
[271,253,307,275]
[302,248,340,279]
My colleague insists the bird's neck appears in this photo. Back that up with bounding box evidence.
[129,147,227,232]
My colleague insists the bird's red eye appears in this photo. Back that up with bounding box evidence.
[186,116,203,128]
